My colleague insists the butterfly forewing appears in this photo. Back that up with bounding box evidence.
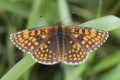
[10,27,55,53]
[65,26,109,52]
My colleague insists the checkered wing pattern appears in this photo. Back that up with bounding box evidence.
[63,35,88,64]
[10,27,59,65]
[32,35,59,65]
[63,26,109,64]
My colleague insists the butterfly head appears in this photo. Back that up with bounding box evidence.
[57,20,62,28]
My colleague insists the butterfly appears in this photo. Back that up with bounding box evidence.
[10,20,109,65]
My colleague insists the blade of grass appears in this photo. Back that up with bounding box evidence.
[80,15,120,31]
[99,63,120,80]
[26,0,43,28]
[22,69,30,80]
[6,24,16,67]
[72,5,95,20]
[1,55,36,80]
[1,0,42,80]
[96,0,103,18]
[72,63,87,76]
[98,51,120,80]
[108,1,120,15]
[0,14,16,69]
[87,51,96,64]
[58,0,72,25]
[0,0,29,18]
[92,50,120,75]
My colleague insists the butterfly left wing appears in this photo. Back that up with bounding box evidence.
[10,27,60,65]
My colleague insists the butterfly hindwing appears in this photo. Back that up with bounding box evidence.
[62,35,88,64]
[32,35,59,65]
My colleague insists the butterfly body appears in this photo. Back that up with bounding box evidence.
[10,21,109,65]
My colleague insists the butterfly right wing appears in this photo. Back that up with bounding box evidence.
[64,26,109,52]
[62,26,108,65]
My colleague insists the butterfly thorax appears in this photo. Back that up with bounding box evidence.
[57,20,63,28]
[56,20,64,60]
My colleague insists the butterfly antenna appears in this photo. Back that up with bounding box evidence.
[61,9,77,23]
[40,16,56,25]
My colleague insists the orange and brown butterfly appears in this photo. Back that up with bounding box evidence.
[10,20,109,65]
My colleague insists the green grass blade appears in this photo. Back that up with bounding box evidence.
[108,1,120,15]
[101,63,120,80]
[80,15,120,31]
[58,0,72,25]
[96,0,103,18]
[72,63,87,76]
[72,6,95,20]
[1,55,36,80]
[1,0,42,80]
[92,50,120,75]
[0,0,29,18]
[26,0,43,28]
[6,24,15,67]
[99,63,120,80]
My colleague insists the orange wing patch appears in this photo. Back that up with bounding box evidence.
[10,27,55,54]
[65,26,109,52]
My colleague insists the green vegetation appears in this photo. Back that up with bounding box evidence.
[0,0,120,80]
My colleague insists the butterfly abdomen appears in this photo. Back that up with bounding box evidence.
[56,25,64,60]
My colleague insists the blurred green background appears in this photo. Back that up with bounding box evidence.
[0,0,120,80]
